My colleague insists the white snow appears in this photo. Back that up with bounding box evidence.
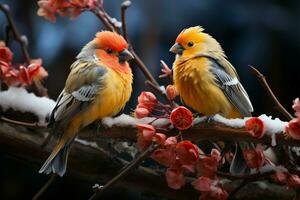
[193,116,207,125]
[213,114,248,128]
[212,114,287,146]
[258,115,288,146]
[0,87,56,124]
[291,147,300,156]
[101,114,170,128]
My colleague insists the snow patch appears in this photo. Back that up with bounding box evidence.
[213,114,248,128]
[212,114,287,146]
[0,87,56,124]
[258,115,288,146]
[101,114,170,128]
[193,116,207,125]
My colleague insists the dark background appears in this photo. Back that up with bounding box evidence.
[0,0,299,199]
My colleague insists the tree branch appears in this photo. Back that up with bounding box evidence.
[249,66,293,120]
[0,120,297,199]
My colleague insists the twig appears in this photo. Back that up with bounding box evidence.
[0,116,45,128]
[91,3,167,99]
[88,143,159,200]
[92,8,116,32]
[130,49,159,86]
[0,3,48,96]
[0,4,30,63]
[120,0,131,41]
[249,66,293,120]
[32,174,58,200]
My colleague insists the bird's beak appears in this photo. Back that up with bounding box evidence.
[119,49,134,63]
[169,43,184,55]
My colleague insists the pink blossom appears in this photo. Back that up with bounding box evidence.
[175,140,199,165]
[134,107,150,119]
[166,85,177,100]
[242,146,265,171]
[136,124,156,151]
[285,118,300,140]
[151,148,176,167]
[164,136,178,146]
[137,91,157,111]
[287,174,300,189]
[192,176,212,192]
[165,168,186,190]
[292,98,300,117]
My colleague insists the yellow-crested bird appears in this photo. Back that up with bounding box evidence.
[170,26,253,174]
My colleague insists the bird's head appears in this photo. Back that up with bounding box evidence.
[170,26,224,59]
[79,31,133,73]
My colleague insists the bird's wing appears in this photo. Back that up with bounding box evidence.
[207,57,253,117]
[49,61,107,128]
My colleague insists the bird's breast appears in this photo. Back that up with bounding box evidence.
[81,68,132,126]
[173,57,234,117]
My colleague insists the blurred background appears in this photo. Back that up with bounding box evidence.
[0,0,299,199]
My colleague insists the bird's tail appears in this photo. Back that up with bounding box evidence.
[39,139,71,177]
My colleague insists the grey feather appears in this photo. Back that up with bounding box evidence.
[49,65,107,129]
[208,59,253,117]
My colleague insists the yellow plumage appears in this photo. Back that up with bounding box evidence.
[171,26,253,118]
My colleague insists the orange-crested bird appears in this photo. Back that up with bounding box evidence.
[170,26,253,174]
[39,31,133,176]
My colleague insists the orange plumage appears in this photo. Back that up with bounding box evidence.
[39,31,133,176]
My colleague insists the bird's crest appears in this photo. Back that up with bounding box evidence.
[176,26,204,44]
[95,31,128,52]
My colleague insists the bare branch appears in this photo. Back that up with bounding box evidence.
[249,66,293,120]
[121,0,131,41]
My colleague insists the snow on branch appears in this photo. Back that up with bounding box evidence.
[0,87,55,124]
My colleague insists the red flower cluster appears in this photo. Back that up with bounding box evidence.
[37,0,99,22]
[245,117,265,139]
[134,91,158,119]
[0,42,47,86]
[151,137,224,195]
[170,106,193,130]
[285,98,300,140]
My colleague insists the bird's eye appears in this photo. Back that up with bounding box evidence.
[106,48,113,54]
[187,42,194,47]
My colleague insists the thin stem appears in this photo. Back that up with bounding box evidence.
[92,8,115,32]
[249,66,293,120]
[88,143,158,200]
[145,80,174,106]
[32,174,58,200]
[0,116,45,128]
[120,0,131,41]
[131,50,159,86]
[0,4,30,63]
